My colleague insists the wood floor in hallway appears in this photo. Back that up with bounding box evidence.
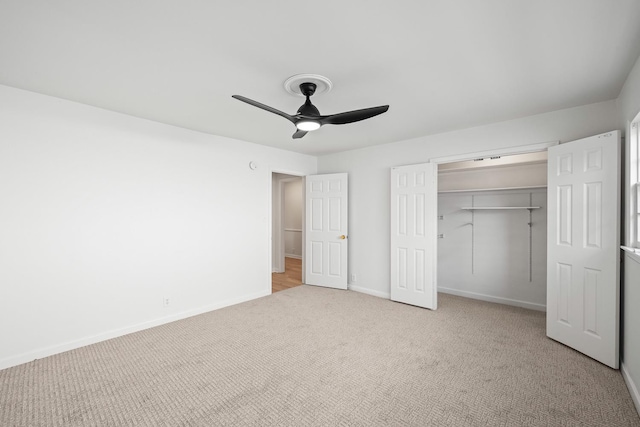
[272,257,302,293]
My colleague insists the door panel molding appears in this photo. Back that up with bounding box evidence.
[546,131,620,369]
[305,173,348,290]
[390,163,438,309]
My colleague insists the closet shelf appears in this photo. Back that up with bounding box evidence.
[461,206,540,210]
[438,185,546,194]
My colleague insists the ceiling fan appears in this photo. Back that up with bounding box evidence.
[232,82,389,139]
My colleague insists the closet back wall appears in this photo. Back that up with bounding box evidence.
[439,163,547,191]
[438,162,548,311]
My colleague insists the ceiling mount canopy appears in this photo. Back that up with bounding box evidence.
[284,74,333,97]
[232,76,389,140]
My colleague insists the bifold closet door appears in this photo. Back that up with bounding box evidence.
[390,163,438,310]
[546,131,620,369]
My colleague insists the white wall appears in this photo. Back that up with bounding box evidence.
[283,179,303,258]
[623,251,640,414]
[618,54,640,131]
[617,53,640,414]
[0,85,317,369]
[317,100,619,298]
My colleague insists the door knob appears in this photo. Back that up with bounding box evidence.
[339,235,347,239]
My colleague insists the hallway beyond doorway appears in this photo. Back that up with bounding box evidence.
[272,257,302,293]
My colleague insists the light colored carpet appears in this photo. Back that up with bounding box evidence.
[1,286,638,426]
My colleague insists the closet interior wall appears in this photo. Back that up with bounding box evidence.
[437,157,548,311]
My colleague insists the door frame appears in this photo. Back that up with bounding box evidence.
[429,141,559,166]
[270,169,306,294]
[274,175,303,273]
[426,140,559,301]
[304,173,349,290]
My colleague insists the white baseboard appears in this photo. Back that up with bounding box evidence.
[284,254,302,259]
[438,286,546,312]
[622,362,640,417]
[348,284,390,299]
[347,285,546,312]
[0,289,270,371]
[346,283,546,312]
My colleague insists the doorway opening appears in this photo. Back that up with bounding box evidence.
[272,173,304,293]
[436,150,550,311]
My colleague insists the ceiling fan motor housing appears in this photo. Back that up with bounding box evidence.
[296,83,321,116]
[299,82,317,97]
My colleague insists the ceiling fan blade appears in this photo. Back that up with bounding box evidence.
[232,95,295,123]
[320,105,389,125]
[292,129,308,139]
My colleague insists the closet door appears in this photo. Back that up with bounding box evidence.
[390,163,438,309]
[546,131,620,368]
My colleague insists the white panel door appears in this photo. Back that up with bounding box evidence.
[390,163,438,309]
[305,173,348,290]
[547,131,620,368]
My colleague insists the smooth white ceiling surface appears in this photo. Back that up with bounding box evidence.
[1,1,640,155]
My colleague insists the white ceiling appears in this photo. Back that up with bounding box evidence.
[1,1,640,156]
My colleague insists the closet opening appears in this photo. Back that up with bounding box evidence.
[437,151,548,311]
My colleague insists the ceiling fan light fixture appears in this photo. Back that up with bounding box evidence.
[296,121,321,131]
[232,77,389,139]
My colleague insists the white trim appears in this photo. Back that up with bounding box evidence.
[348,285,390,299]
[629,119,640,248]
[429,141,559,164]
[438,286,546,312]
[622,362,640,417]
[461,206,540,210]
[623,246,640,264]
[284,254,302,259]
[0,289,270,371]
[637,183,640,245]
[625,122,631,246]
[423,141,555,313]
[279,176,301,182]
[271,167,309,177]
[270,169,307,294]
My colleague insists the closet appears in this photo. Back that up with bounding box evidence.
[437,152,548,311]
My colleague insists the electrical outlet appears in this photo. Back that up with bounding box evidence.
[350,273,357,282]
[163,297,170,307]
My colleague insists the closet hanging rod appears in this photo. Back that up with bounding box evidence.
[460,206,541,210]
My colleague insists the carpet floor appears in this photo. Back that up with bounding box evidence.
[1,286,639,426]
